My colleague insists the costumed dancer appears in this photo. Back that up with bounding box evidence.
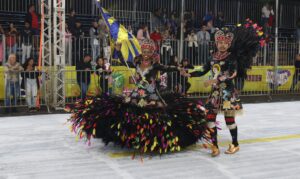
[185,19,264,157]
[67,39,211,156]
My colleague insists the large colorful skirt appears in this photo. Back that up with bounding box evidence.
[67,94,209,155]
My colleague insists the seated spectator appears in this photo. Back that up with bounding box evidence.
[22,57,40,112]
[21,21,34,64]
[4,54,24,113]
[76,54,92,99]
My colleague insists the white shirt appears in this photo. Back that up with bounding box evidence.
[262,6,274,18]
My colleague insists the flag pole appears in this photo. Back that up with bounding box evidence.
[95,0,137,85]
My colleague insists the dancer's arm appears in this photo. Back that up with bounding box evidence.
[189,60,211,77]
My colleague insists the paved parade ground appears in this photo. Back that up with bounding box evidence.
[1,101,300,179]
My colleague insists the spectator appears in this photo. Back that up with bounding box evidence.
[128,25,133,34]
[290,54,300,91]
[180,59,194,94]
[296,17,300,42]
[22,57,39,112]
[100,27,111,62]
[89,20,100,63]
[162,8,168,24]
[150,28,162,53]
[72,21,84,65]
[186,30,198,64]
[68,9,77,33]
[25,4,39,35]
[98,16,107,31]
[0,25,4,65]
[261,2,274,32]
[6,23,18,59]
[20,21,34,64]
[203,11,214,23]
[197,25,211,64]
[215,11,225,29]
[76,54,92,99]
[4,54,24,113]
[137,25,150,41]
[96,57,112,94]
[167,55,180,92]
[161,30,173,64]
[65,23,72,65]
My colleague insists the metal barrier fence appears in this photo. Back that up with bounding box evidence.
[1,68,299,111]
[0,70,48,111]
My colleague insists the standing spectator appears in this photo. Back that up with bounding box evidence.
[22,57,39,112]
[72,21,84,65]
[180,59,194,94]
[186,30,198,64]
[4,54,24,113]
[167,55,180,92]
[203,11,214,23]
[161,30,173,64]
[6,23,18,59]
[100,27,111,62]
[296,17,300,42]
[68,9,77,33]
[65,23,72,65]
[96,57,112,94]
[137,25,150,41]
[197,25,211,65]
[98,16,107,31]
[0,25,4,65]
[25,4,39,35]
[215,11,225,29]
[261,2,274,33]
[150,28,162,53]
[290,54,300,91]
[76,54,92,99]
[20,21,34,64]
[89,20,100,63]
[127,25,133,34]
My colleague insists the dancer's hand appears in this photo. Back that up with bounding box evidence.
[204,79,218,87]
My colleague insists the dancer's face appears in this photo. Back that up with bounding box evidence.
[142,49,153,60]
[141,58,151,67]
[216,41,230,52]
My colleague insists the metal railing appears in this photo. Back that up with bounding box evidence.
[0,70,48,110]
[1,67,299,111]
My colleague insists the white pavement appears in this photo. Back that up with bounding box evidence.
[1,101,300,179]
